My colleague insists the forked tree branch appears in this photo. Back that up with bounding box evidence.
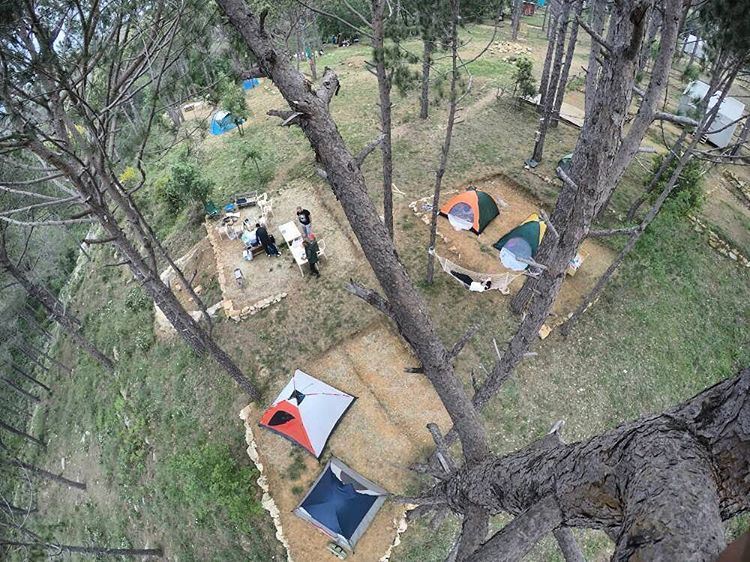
[468,496,563,562]
[577,17,613,53]
[354,133,385,167]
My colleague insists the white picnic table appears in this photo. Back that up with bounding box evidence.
[279,221,307,276]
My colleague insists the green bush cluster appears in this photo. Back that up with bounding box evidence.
[157,159,213,212]
[161,443,262,531]
[512,57,537,99]
[647,153,704,215]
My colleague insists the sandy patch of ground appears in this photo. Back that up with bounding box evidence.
[412,173,616,324]
[239,320,453,562]
[205,180,362,321]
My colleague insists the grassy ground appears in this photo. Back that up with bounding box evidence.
[10,14,750,562]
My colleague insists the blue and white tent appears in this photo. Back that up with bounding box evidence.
[294,458,387,551]
[209,110,243,135]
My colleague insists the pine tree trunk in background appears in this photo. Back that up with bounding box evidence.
[0,503,36,515]
[0,377,41,403]
[10,363,51,394]
[420,37,433,119]
[511,0,523,40]
[538,2,560,111]
[638,11,659,76]
[562,73,734,336]
[0,420,45,449]
[584,0,605,117]
[531,0,570,162]
[426,0,461,284]
[730,113,750,155]
[372,0,395,240]
[550,0,582,128]
[0,241,115,373]
[2,458,87,490]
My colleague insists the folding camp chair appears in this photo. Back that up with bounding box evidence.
[204,200,220,219]
[316,239,328,261]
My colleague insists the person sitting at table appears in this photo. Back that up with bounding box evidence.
[241,226,259,249]
[255,223,280,257]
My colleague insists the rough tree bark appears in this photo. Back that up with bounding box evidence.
[215,0,489,464]
[372,0,395,240]
[0,235,115,372]
[455,366,750,560]
[426,0,461,285]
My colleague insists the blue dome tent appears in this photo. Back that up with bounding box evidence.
[242,77,261,90]
[294,458,387,552]
[209,110,244,135]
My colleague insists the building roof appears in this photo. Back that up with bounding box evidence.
[683,80,746,120]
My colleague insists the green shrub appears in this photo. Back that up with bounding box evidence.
[682,64,700,82]
[646,153,704,215]
[125,287,150,311]
[161,443,262,530]
[159,159,213,212]
[512,57,536,99]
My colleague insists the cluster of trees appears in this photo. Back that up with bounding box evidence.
[0,0,748,558]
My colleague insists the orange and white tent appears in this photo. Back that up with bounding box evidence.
[259,370,355,458]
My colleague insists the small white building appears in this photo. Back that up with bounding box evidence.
[678,80,746,149]
[682,34,706,60]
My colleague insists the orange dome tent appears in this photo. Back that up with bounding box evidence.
[439,189,500,234]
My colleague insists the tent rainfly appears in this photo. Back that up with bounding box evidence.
[294,457,388,552]
[439,189,500,234]
[678,81,746,148]
[493,213,547,271]
[259,369,355,458]
[209,110,244,135]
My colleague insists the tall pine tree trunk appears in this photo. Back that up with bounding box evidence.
[2,458,87,490]
[530,0,571,163]
[372,0,395,240]
[426,0,461,284]
[419,37,433,119]
[511,0,523,40]
[0,238,115,373]
[550,0,582,128]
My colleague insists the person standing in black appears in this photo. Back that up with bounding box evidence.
[255,223,279,257]
[303,238,320,277]
[296,206,313,238]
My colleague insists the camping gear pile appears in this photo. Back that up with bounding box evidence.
[258,369,387,553]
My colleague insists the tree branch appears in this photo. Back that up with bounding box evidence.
[553,527,586,562]
[315,67,340,105]
[577,17,613,54]
[447,324,480,362]
[588,225,640,238]
[427,422,456,474]
[344,280,394,319]
[653,111,700,127]
[355,133,385,167]
[469,496,563,561]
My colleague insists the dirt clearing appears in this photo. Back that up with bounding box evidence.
[239,320,452,562]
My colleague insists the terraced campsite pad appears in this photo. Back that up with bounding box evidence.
[239,321,453,561]
[413,174,616,327]
[205,180,362,321]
